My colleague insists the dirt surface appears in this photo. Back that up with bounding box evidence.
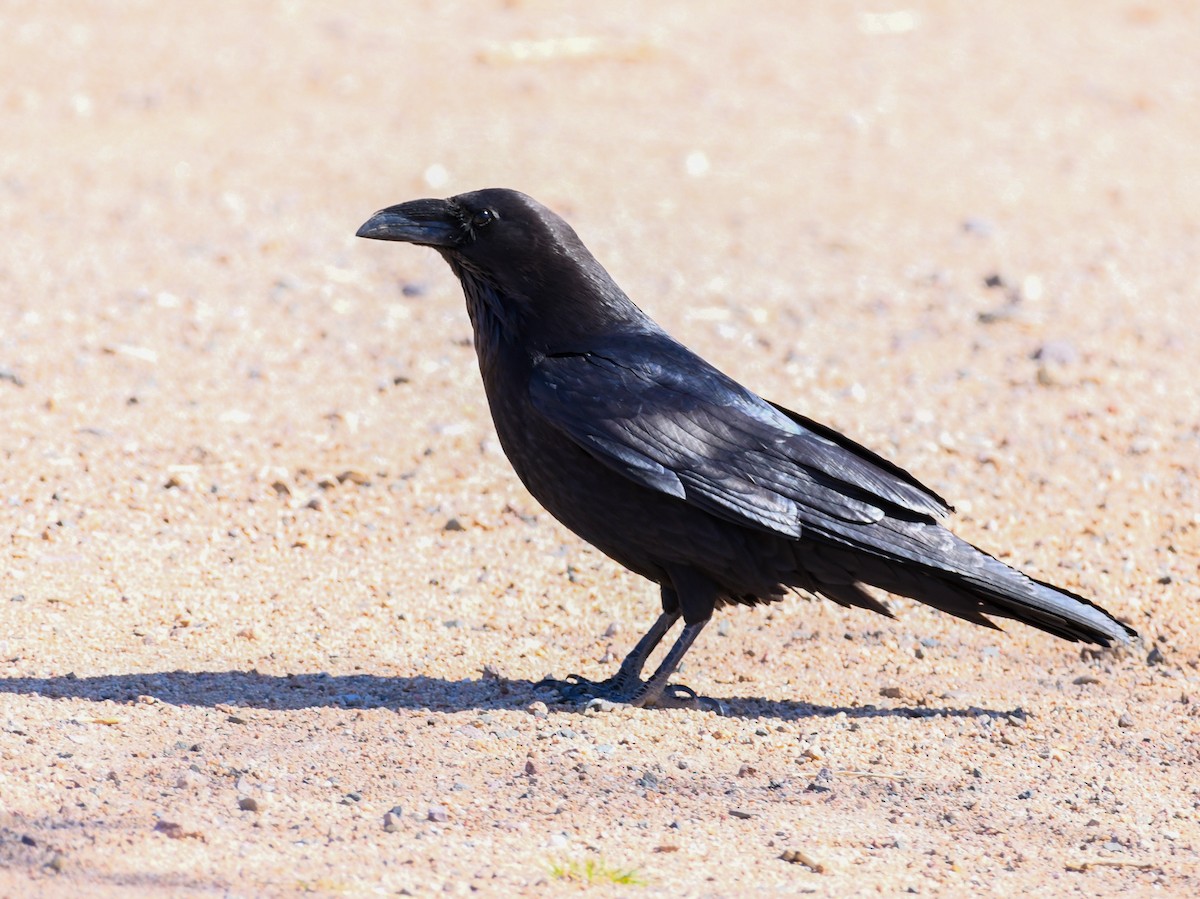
[2,2,1199,895]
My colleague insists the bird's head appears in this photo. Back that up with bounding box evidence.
[357,188,533,253]
[357,188,648,350]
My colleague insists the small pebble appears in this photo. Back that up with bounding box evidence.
[427,805,449,822]
[175,770,206,790]
[1032,340,1078,366]
[806,768,834,793]
[238,797,260,812]
[154,820,205,841]
[1118,712,1134,728]
[779,848,826,872]
[584,697,621,714]
[962,217,995,237]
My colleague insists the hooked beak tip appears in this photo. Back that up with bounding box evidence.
[356,199,461,248]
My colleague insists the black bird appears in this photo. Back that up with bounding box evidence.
[357,188,1137,711]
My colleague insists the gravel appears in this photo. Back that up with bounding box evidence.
[1,3,1197,896]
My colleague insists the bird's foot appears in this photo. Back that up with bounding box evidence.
[632,681,726,715]
[537,673,723,715]
[536,672,634,705]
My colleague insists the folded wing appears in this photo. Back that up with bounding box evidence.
[529,338,950,542]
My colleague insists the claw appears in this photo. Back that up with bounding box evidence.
[629,680,724,714]
[539,674,613,703]
[585,697,624,713]
[652,686,724,714]
[540,673,723,714]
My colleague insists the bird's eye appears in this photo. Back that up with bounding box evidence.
[471,209,496,229]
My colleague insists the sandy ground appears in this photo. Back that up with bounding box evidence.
[2,1,1199,895]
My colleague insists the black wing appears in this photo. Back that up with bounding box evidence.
[528,337,950,540]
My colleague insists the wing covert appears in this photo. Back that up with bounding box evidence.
[529,345,938,538]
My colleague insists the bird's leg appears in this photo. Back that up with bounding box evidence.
[587,609,680,693]
[629,619,722,713]
[627,564,723,712]
[554,609,680,701]
[545,570,723,713]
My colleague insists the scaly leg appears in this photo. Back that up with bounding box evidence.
[628,619,722,713]
[558,609,680,699]
[541,568,724,713]
[546,617,722,713]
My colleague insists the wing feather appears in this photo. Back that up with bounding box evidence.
[529,341,948,540]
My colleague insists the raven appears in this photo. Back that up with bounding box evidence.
[357,188,1137,711]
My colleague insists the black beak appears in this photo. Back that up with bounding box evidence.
[356,198,462,248]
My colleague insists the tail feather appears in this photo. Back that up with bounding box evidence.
[801,525,1138,647]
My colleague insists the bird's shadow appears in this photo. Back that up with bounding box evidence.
[0,669,1012,721]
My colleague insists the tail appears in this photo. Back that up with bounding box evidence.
[799,523,1138,647]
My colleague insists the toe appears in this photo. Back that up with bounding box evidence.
[637,683,724,714]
